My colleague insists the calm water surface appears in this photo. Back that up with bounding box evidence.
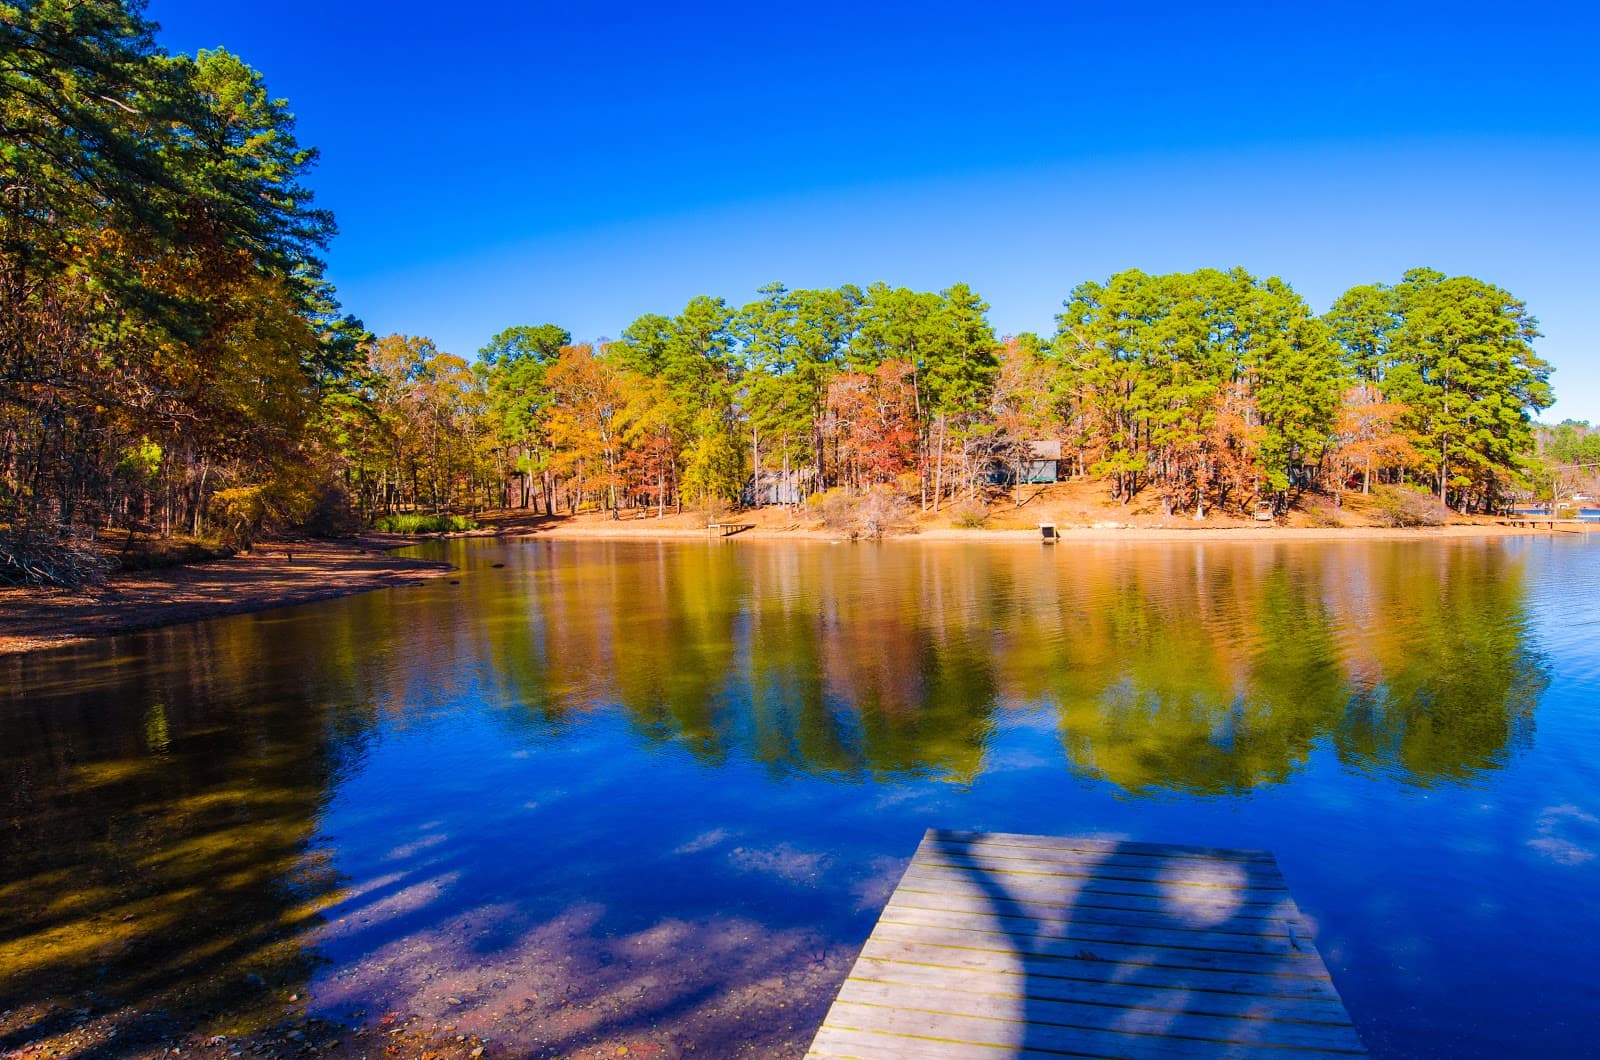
[4,536,1600,1057]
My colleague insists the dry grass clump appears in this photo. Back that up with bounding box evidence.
[813,485,914,539]
[1369,484,1447,527]
[948,499,989,528]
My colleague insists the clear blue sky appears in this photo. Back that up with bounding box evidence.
[146,1,1600,421]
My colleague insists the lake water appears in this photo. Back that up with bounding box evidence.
[4,536,1599,1057]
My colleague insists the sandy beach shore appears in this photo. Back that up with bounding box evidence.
[528,522,1584,544]
[505,509,1595,545]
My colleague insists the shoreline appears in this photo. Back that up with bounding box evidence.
[0,535,451,658]
[507,515,1598,545]
[2,519,1592,658]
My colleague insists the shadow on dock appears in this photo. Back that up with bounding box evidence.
[810,829,1365,1057]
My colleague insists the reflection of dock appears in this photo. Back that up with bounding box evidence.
[808,829,1365,1058]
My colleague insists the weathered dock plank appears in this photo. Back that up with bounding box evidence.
[808,829,1365,1059]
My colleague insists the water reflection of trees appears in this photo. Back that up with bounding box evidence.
[0,617,377,1051]
[0,537,1553,1051]
[464,540,1545,794]
[1331,546,1543,785]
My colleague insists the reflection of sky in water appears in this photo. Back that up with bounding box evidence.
[2,535,1599,1057]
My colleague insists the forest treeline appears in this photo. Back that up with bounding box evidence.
[382,265,1552,525]
[2,0,363,579]
[0,0,1576,584]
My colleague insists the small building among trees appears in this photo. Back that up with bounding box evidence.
[987,441,1061,486]
[745,469,812,506]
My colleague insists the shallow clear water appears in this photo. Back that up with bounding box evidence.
[3,536,1599,1056]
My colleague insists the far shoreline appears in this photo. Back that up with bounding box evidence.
[493,511,1598,546]
[2,516,1592,659]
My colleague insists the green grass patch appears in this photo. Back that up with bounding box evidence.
[372,513,477,534]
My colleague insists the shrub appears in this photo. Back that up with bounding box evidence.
[812,488,852,530]
[815,485,912,539]
[372,513,478,534]
[210,484,273,549]
[948,500,989,528]
[304,481,362,537]
[209,464,330,548]
[1370,484,1447,527]
[1304,501,1345,528]
[855,486,913,538]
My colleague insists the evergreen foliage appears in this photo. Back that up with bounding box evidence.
[1,0,361,561]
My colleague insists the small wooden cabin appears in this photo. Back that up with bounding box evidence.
[987,440,1061,486]
[745,469,811,506]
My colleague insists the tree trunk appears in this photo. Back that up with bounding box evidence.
[192,460,209,537]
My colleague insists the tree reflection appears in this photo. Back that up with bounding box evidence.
[1038,557,1354,794]
[0,621,372,1051]
[613,543,745,759]
[1332,544,1543,785]
[0,536,1555,1054]
[448,539,1547,795]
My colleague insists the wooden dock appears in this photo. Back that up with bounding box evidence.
[808,829,1365,1059]
[706,521,754,537]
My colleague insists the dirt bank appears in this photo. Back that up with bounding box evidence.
[0,536,451,657]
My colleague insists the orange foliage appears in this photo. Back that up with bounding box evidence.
[1331,385,1421,492]
[825,361,920,489]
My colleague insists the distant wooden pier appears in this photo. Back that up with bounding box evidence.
[808,829,1365,1059]
[706,521,754,537]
